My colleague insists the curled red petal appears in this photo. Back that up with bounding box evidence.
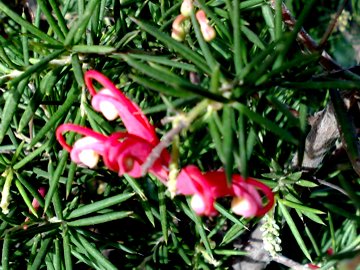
[56,124,107,152]
[84,70,158,144]
[56,124,109,168]
[246,178,275,217]
[176,165,200,195]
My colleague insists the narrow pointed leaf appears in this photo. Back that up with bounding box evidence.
[279,201,312,261]
[234,103,298,145]
[0,2,61,45]
[0,80,28,144]
[67,211,132,227]
[223,105,234,183]
[131,18,210,74]
[76,233,117,270]
[67,193,134,219]
[29,83,80,148]
[30,237,53,270]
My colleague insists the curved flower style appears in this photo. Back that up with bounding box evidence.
[176,165,274,217]
[56,71,170,183]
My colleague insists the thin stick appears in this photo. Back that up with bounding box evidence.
[318,0,349,49]
[141,121,188,176]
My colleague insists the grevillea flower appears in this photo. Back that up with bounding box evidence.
[56,71,170,183]
[176,165,274,217]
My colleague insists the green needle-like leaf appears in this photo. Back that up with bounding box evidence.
[131,18,210,74]
[64,0,100,45]
[0,79,28,144]
[30,237,53,270]
[0,1,61,46]
[234,103,298,145]
[223,105,235,183]
[75,233,118,270]
[67,211,133,226]
[29,82,80,148]
[1,233,10,270]
[67,193,134,219]
[279,201,312,261]
[158,184,168,244]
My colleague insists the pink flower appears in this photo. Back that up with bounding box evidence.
[56,71,170,183]
[176,165,274,217]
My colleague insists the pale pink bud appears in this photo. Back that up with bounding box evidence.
[180,0,193,17]
[172,14,187,41]
[196,10,216,42]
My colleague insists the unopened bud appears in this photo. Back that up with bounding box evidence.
[172,15,187,41]
[180,0,193,17]
[196,10,216,42]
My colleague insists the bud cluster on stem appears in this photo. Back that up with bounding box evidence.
[171,0,216,42]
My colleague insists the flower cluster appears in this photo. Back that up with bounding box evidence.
[56,71,274,218]
[56,70,170,183]
[171,0,216,42]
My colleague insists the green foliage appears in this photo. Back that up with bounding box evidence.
[0,0,359,269]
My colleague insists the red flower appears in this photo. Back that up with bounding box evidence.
[176,165,274,217]
[56,71,170,182]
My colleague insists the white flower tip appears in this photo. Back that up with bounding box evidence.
[190,194,206,215]
[78,149,99,168]
[201,25,216,42]
[99,100,118,121]
[74,137,100,168]
[231,197,256,218]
